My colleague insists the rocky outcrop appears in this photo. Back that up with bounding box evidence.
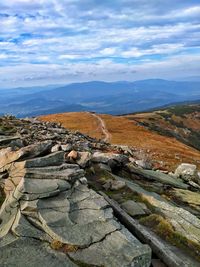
[0,117,151,267]
[1,115,200,267]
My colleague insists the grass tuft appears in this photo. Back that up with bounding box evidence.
[140,214,200,260]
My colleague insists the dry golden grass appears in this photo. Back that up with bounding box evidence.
[100,114,200,170]
[50,240,78,253]
[140,214,200,260]
[39,112,200,171]
[40,112,104,140]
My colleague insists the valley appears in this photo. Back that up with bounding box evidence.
[1,79,200,117]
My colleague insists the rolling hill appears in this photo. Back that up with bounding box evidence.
[39,106,200,171]
[125,103,200,150]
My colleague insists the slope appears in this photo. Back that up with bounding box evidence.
[126,103,200,150]
[39,111,200,171]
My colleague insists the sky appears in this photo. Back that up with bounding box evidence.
[0,0,200,88]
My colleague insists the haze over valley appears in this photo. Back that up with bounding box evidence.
[1,79,200,117]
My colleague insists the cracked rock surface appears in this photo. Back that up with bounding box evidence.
[0,116,151,267]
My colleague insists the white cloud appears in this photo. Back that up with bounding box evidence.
[170,5,200,18]
[0,54,8,59]
[58,54,79,59]
[0,0,199,87]
[99,48,118,56]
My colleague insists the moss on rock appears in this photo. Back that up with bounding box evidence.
[140,214,200,260]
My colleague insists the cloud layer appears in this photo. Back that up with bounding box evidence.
[0,0,199,87]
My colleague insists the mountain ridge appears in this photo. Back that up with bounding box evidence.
[1,79,200,117]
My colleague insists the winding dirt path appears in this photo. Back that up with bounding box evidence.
[90,113,111,142]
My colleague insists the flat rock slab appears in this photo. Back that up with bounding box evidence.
[0,237,77,267]
[172,188,200,214]
[101,192,200,267]
[0,173,152,267]
[127,165,189,189]
[70,229,151,267]
[25,151,64,168]
[92,152,128,164]
[121,200,146,217]
[0,136,21,146]
[0,141,53,170]
[116,175,200,246]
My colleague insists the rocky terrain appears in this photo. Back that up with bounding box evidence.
[0,115,200,267]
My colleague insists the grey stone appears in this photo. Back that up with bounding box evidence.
[79,177,88,185]
[135,159,152,169]
[0,141,53,170]
[36,186,121,246]
[151,259,167,267]
[0,117,153,267]
[70,229,151,267]
[103,179,126,191]
[61,144,72,152]
[96,162,112,172]
[0,237,78,267]
[116,175,200,245]
[110,180,126,190]
[24,168,84,181]
[172,188,200,214]
[0,232,18,248]
[121,200,147,217]
[51,144,61,152]
[20,178,71,195]
[175,163,199,183]
[127,164,189,189]
[92,152,129,165]
[25,151,64,168]
[76,151,91,167]
[12,214,51,242]
[103,192,200,267]
[0,136,21,146]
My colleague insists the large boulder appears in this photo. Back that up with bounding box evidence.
[175,163,199,184]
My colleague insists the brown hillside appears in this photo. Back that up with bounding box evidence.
[126,104,200,151]
[39,112,200,171]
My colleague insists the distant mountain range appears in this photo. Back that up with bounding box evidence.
[0,79,200,117]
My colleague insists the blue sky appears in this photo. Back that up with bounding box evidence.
[0,0,200,88]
